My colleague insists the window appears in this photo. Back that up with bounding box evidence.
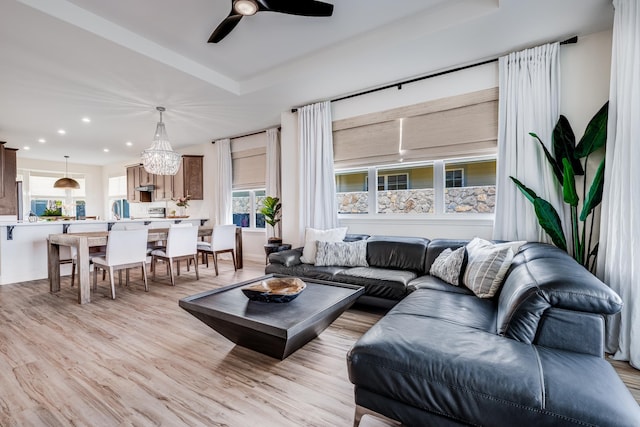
[108,176,129,220]
[335,157,495,215]
[444,158,496,214]
[378,173,408,191]
[445,169,464,188]
[233,189,266,229]
[332,88,498,216]
[23,170,86,217]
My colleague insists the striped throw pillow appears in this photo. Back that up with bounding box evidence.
[463,238,515,298]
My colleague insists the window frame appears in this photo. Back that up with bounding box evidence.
[336,155,496,217]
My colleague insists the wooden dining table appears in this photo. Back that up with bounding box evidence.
[48,226,243,304]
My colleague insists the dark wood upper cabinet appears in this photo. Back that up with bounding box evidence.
[174,155,204,200]
[126,155,203,203]
[0,142,18,215]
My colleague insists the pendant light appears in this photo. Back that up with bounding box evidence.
[53,155,80,189]
[141,106,182,176]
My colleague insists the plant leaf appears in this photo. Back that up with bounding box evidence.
[533,198,567,251]
[553,115,585,175]
[575,101,609,158]
[580,158,605,221]
[510,176,538,203]
[562,158,579,207]
[530,132,563,182]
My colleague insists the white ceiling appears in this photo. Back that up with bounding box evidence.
[0,0,614,166]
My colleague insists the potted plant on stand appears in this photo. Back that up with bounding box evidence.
[260,196,282,245]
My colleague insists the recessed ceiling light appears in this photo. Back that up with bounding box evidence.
[103,148,110,153]
[125,141,133,146]
[24,146,31,150]
[82,117,91,123]
[57,129,66,135]
[38,138,46,143]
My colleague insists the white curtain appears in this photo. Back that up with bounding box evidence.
[213,138,232,225]
[493,43,564,243]
[599,0,640,368]
[266,127,281,198]
[298,101,338,231]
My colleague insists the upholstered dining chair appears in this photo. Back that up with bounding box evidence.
[151,224,199,286]
[91,228,149,300]
[197,224,237,276]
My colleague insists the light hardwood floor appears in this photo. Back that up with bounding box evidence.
[0,260,638,426]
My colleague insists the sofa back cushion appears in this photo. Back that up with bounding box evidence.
[366,236,430,274]
[496,243,623,343]
[424,239,469,273]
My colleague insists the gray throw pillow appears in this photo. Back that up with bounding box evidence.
[429,246,465,286]
[315,240,368,267]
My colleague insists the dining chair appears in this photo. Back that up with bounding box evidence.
[197,224,237,276]
[91,228,149,299]
[151,225,199,286]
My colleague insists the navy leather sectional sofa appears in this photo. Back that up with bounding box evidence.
[266,235,640,426]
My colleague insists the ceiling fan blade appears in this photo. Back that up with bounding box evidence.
[208,12,243,43]
[259,0,333,17]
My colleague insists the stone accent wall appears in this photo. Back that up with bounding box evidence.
[337,185,495,214]
[445,186,496,213]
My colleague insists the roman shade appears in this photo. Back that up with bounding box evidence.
[333,88,498,169]
[231,132,266,190]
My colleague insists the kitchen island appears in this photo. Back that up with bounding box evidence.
[0,218,208,285]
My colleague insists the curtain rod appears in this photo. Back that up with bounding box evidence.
[290,36,578,113]
[212,126,281,143]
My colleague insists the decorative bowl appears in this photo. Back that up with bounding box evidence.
[242,277,306,303]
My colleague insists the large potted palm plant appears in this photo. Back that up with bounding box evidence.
[260,196,282,244]
[510,101,608,272]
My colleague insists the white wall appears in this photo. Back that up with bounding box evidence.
[279,30,613,245]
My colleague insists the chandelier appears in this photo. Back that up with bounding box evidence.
[141,106,181,175]
[53,155,80,189]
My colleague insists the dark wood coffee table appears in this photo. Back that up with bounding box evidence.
[179,274,364,359]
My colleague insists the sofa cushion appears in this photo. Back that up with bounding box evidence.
[391,288,496,332]
[348,312,546,425]
[334,267,416,300]
[407,275,474,295]
[366,236,430,274]
[315,240,368,267]
[300,227,348,264]
[429,246,465,286]
[264,263,346,281]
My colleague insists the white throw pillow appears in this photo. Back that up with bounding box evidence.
[300,227,348,264]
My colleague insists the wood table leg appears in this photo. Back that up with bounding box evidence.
[76,237,91,304]
[48,239,61,293]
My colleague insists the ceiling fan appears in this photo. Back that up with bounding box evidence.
[208,0,334,43]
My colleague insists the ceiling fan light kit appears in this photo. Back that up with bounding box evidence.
[141,107,182,176]
[234,0,258,16]
[209,0,334,43]
[53,155,81,189]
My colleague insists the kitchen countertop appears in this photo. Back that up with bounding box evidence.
[0,217,210,226]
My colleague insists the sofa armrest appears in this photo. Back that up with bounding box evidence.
[534,308,605,356]
[268,248,303,267]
